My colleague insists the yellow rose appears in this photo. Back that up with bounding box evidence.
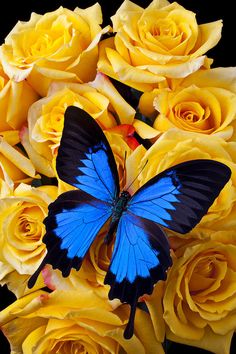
[0,6,110,96]
[137,67,236,140]
[98,0,222,91]
[126,129,236,236]
[20,75,135,177]
[163,240,236,354]
[0,287,164,354]
[0,61,39,131]
[0,132,37,183]
[0,183,57,296]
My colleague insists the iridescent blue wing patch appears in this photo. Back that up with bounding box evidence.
[56,106,119,203]
[28,190,112,288]
[127,160,231,234]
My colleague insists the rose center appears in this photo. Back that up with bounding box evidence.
[151,20,177,38]
[188,256,220,294]
[16,207,44,240]
[195,258,215,278]
[17,216,39,239]
[52,339,93,353]
[31,34,53,56]
[174,102,210,124]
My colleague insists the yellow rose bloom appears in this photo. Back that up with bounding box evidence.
[163,240,236,354]
[98,0,222,91]
[20,75,135,177]
[0,183,57,296]
[0,62,39,131]
[0,287,164,354]
[137,67,236,140]
[0,133,37,183]
[0,6,110,96]
[126,129,236,236]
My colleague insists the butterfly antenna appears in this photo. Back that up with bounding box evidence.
[125,159,148,192]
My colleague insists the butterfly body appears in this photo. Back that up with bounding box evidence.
[28,106,231,340]
[105,191,131,244]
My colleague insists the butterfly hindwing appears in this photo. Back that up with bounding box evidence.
[28,190,112,288]
[56,106,120,203]
[105,212,172,338]
[128,160,231,234]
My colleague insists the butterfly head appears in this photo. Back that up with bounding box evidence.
[120,190,131,200]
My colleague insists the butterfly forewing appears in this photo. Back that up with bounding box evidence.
[56,106,120,203]
[127,160,231,234]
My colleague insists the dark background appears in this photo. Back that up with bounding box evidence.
[0,0,235,353]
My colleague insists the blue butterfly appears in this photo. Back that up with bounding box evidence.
[28,106,231,339]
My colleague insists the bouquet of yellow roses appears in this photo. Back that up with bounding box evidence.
[0,1,235,353]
